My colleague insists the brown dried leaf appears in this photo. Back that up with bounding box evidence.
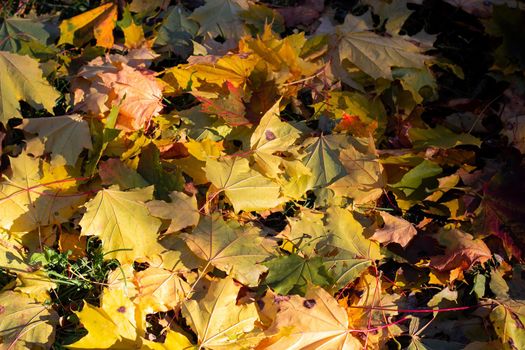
[370,212,417,247]
[430,229,491,271]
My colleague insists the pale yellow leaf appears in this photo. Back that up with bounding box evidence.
[0,51,59,123]
[79,186,162,263]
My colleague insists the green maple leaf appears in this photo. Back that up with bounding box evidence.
[79,186,162,263]
[154,5,198,56]
[302,135,345,189]
[408,125,481,149]
[204,157,282,212]
[0,16,55,53]
[393,67,438,104]
[320,206,380,289]
[391,159,442,197]
[182,213,275,286]
[0,51,60,123]
[137,143,184,200]
[189,0,249,39]
[263,254,332,295]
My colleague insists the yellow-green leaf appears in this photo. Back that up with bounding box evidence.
[79,186,162,263]
[0,51,59,123]
[183,214,276,286]
[205,157,282,212]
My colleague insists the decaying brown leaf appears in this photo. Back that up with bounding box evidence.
[371,211,417,247]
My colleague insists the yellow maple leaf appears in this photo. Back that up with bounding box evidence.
[68,288,141,349]
[165,54,260,91]
[58,3,117,48]
[134,267,190,313]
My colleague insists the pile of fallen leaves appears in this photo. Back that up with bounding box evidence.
[1,0,524,349]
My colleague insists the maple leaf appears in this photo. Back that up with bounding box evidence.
[14,270,57,303]
[277,0,324,28]
[146,191,200,234]
[408,125,481,149]
[0,4,519,350]
[430,228,492,271]
[263,254,332,295]
[0,230,31,273]
[302,135,345,189]
[250,100,301,178]
[19,115,92,165]
[239,25,320,92]
[285,208,327,257]
[370,211,417,247]
[328,142,385,205]
[58,3,117,48]
[79,186,162,263]
[321,206,381,289]
[189,0,249,39]
[391,159,442,197]
[0,51,59,123]
[72,55,164,131]
[117,7,145,49]
[58,230,87,260]
[182,277,261,349]
[0,291,58,350]
[312,91,387,137]
[198,81,249,126]
[392,67,438,104]
[68,288,142,349]
[134,267,190,313]
[490,300,525,350]
[364,0,421,34]
[342,273,401,347]
[337,13,430,80]
[137,143,184,200]
[166,53,259,90]
[154,4,199,56]
[99,158,148,190]
[141,330,195,350]
[0,152,85,233]
[185,138,224,161]
[182,213,276,286]
[0,16,54,53]
[257,285,362,349]
[480,168,525,260]
[155,234,203,272]
[204,157,282,212]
